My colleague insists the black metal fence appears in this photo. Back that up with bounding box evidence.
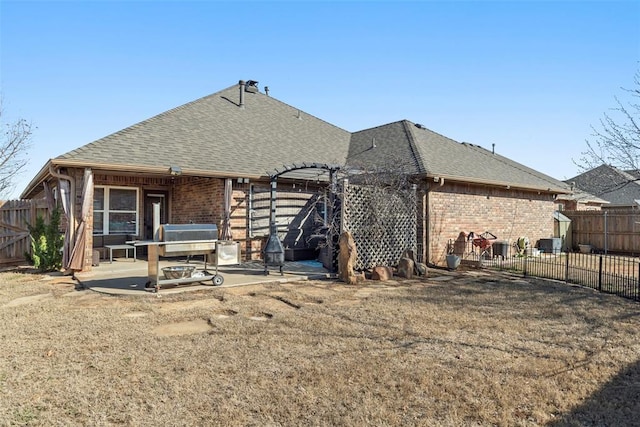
[460,241,640,302]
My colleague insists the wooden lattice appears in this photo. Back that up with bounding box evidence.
[341,182,416,270]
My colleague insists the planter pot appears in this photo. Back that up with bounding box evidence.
[446,254,461,270]
[578,244,592,254]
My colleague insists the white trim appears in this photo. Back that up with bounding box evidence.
[94,185,140,235]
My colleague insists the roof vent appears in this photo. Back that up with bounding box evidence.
[415,123,425,129]
[245,80,259,93]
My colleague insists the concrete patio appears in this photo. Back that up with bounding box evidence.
[74,255,333,296]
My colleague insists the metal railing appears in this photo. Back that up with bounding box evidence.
[460,242,640,302]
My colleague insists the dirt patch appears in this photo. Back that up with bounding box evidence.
[123,311,149,318]
[2,292,53,308]
[156,298,224,312]
[152,318,212,336]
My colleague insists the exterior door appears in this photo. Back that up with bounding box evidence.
[144,191,168,240]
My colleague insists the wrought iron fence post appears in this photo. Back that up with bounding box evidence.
[637,262,640,301]
[523,254,528,277]
[565,252,569,283]
[598,256,603,292]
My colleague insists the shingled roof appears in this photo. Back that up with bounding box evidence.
[23,81,571,197]
[53,83,352,178]
[567,164,640,206]
[348,120,568,192]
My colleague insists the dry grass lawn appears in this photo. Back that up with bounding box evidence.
[1,268,640,426]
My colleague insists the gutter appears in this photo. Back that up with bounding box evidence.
[21,159,267,199]
[48,159,266,180]
[426,173,571,194]
[19,160,53,199]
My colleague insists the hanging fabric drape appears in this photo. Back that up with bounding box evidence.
[68,169,93,270]
[220,178,233,241]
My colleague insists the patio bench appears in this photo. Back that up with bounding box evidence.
[105,244,137,263]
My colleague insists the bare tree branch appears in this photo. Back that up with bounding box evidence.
[578,69,640,173]
[0,99,33,198]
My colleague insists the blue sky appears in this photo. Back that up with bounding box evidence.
[1,0,639,198]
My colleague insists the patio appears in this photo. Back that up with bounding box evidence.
[73,255,332,296]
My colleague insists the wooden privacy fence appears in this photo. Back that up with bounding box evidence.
[0,200,49,265]
[562,209,640,254]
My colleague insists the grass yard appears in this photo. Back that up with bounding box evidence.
[1,268,639,426]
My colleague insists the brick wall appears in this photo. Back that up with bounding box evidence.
[172,177,224,224]
[172,177,265,260]
[426,182,556,266]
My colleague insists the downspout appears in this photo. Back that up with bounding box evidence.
[49,165,76,244]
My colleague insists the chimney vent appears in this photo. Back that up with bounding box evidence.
[239,80,245,108]
[245,80,259,93]
[265,86,269,96]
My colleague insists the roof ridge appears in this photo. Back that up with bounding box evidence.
[462,143,567,189]
[353,120,406,134]
[400,120,425,174]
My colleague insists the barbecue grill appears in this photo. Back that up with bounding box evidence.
[133,223,238,292]
[158,223,218,256]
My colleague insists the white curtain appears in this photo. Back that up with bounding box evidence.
[59,179,72,269]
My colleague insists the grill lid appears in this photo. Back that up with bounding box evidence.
[161,224,218,242]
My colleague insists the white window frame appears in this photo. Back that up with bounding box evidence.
[94,185,140,235]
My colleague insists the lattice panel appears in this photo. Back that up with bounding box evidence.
[342,183,416,270]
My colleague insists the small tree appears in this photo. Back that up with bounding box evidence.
[26,208,64,271]
[579,70,640,172]
[0,99,33,198]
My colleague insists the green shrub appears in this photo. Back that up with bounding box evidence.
[25,208,64,271]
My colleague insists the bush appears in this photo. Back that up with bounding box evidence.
[25,208,64,271]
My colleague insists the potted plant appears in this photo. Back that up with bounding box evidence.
[445,240,460,270]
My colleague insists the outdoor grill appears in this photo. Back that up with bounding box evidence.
[158,224,218,257]
[133,223,229,292]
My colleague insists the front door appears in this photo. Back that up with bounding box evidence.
[144,191,168,240]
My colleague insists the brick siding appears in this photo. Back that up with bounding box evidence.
[425,181,556,266]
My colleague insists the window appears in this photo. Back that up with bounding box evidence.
[93,186,139,235]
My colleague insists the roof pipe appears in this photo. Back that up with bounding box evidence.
[49,165,76,245]
[239,80,245,109]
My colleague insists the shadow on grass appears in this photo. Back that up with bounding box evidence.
[548,359,640,426]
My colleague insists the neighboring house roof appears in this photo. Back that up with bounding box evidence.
[555,187,609,205]
[22,81,570,197]
[567,164,640,207]
[348,120,569,192]
[625,169,640,179]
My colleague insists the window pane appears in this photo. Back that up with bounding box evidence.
[109,212,136,234]
[94,188,104,211]
[93,212,104,234]
[109,189,136,211]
